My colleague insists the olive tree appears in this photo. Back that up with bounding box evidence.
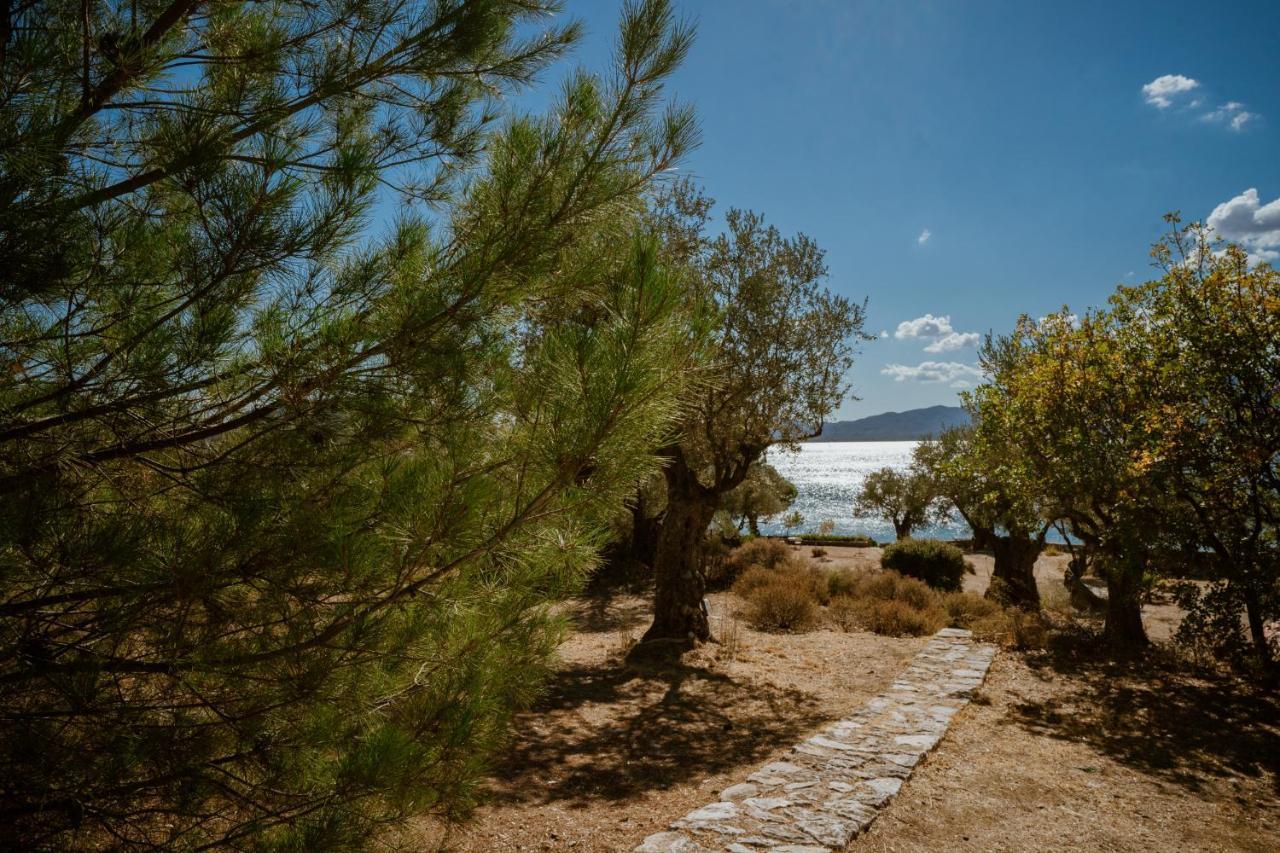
[852,465,941,541]
[634,183,866,650]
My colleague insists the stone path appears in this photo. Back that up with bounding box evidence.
[635,628,997,852]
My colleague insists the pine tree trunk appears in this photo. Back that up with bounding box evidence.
[747,513,761,537]
[988,534,1042,610]
[1103,566,1148,651]
[639,470,717,650]
[893,518,910,540]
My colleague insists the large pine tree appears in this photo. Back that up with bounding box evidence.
[0,1,700,847]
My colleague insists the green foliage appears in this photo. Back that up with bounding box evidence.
[852,466,942,540]
[720,462,797,535]
[636,177,868,642]
[969,215,1279,661]
[0,1,702,847]
[880,539,967,591]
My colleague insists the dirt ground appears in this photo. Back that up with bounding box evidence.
[407,546,1280,852]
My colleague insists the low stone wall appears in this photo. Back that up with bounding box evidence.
[636,628,996,852]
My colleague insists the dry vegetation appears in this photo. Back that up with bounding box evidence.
[407,542,1280,852]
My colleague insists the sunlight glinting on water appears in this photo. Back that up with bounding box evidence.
[758,441,971,542]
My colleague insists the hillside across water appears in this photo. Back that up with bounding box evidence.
[810,405,970,442]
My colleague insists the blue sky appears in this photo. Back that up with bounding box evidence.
[526,0,1280,419]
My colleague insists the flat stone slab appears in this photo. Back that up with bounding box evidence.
[635,628,996,851]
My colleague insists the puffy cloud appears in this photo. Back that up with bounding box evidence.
[917,228,932,245]
[1207,188,1280,263]
[924,331,980,353]
[1202,101,1257,131]
[894,314,979,352]
[1142,74,1199,108]
[895,313,953,340]
[881,361,984,384]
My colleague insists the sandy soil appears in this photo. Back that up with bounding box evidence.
[409,588,926,851]
[405,547,1278,852]
[853,646,1280,852]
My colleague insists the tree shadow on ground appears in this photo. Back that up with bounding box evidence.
[486,658,825,808]
[559,591,653,635]
[1009,632,1280,795]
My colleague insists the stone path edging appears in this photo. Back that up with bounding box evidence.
[635,627,997,852]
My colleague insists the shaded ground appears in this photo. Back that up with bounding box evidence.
[408,589,925,851]
[409,546,1279,851]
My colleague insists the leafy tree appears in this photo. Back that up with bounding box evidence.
[852,466,941,541]
[1122,218,1279,668]
[0,1,700,847]
[634,182,866,649]
[914,424,1049,609]
[976,310,1168,649]
[720,461,797,536]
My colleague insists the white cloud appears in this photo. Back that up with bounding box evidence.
[917,228,932,245]
[1207,188,1280,264]
[877,329,889,339]
[895,313,953,340]
[881,361,984,384]
[1142,74,1199,108]
[894,313,980,353]
[1201,101,1257,131]
[924,331,980,353]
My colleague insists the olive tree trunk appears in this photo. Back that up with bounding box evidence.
[988,534,1042,610]
[638,466,718,650]
[1103,562,1148,651]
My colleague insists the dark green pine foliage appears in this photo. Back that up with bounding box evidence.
[0,0,700,847]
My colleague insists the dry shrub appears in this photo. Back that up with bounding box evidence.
[811,546,828,559]
[742,581,819,632]
[722,537,793,583]
[941,591,1002,628]
[851,598,945,637]
[828,595,861,631]
[969,608,1048,649]
[826,568,860,599]
[732,565,778,597]
[824,569,945,636]
[732,555,828,604]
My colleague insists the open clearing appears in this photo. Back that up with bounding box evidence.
[409,546,1280,852]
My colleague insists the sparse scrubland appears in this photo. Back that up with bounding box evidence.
[2,0,1276,849]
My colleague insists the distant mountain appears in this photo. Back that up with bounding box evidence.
[809,405,970,442]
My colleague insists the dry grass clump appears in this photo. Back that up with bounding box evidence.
[730,548,829,631]
[741,581,820,632]
[730,553,1051,647]
[722,537,794,581]
[827,570,947,637]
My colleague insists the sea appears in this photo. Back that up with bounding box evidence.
[756,441,971,542]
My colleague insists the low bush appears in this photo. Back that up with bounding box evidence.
[798,534,878,547]
[731,555,829,628]
[845,597,945,637]
[941,591,1002,628]
[969,608,1048,649]
[880,539,967,591]
[826,568,860,599]
[825,569,945,636]
[742,581,820,632]
[719,537,795,587]
[811,546,828,559]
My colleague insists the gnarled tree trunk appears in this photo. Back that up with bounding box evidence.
[1103,562,1148,651]
[988,534,1042,610]
[638,461,718,650]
